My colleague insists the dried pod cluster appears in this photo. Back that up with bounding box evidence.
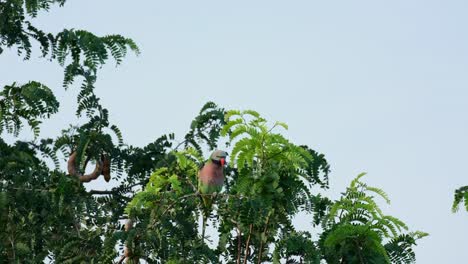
[67,152,111,183]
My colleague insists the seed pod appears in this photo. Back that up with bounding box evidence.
[101,154,111,182]
[68,151,103,182]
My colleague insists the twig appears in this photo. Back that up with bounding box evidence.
[88,181,144,196]
[236,222,242,264]
[355,240,365,264]
[257,214,271,264]
[88,190,115,195]
[3,187,49,192]
[10,239,16,263]
[173,125,213,151]
[243,224,253,264]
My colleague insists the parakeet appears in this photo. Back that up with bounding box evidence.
[198,149,228,240]
[198,149,228,196]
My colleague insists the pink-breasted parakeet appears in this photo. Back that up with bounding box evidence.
[198,150,228,196]
[198,149,228,240]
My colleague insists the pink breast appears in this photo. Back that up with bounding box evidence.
[199,163,224,186]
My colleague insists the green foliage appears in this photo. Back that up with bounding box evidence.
[0,1,140,262]
[184,101,226,152]
[273,231,321,264]
[319,173,428,264]
[0,2,427,263]
[124,109,427,264]
[119,108,333,263]
[0,138,90,263]
[1,0,139,126]
[124,148,216,263]
[0,81,59,138]
[323,224,389,264]
[452,185,468,213]
[0,0,65,58]
[216,109,331,263]
[385,232,427,264]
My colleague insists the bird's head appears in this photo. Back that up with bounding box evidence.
[210,150,228,166]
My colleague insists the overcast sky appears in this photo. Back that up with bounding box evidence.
[2,0,468,262]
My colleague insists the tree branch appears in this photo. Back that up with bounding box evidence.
[88,190,115,195]
[243,224,253,264]
[236,223,242,264]
[257,213,271,264]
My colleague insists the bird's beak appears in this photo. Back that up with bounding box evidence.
[220,158,226,166]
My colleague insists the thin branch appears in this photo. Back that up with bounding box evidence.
[88,190,114,195]
[173,123,212,151]
[3,187,49,192]
[236,220,242,264]
[257,214,271,264]
[243,224,253,264]
[88,181,144,196]
[354,240,365,264]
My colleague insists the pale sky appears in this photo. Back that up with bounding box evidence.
[2,1,468,263]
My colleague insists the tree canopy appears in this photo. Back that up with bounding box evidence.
[0,1,426,263]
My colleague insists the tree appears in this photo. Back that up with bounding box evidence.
[1,1,139,262]
[0,1,425,263]
[124,111,426,264]
[319,173,427,264]
[452,186,468,213]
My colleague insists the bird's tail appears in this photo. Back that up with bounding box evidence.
[201,195,212,243]
[202,213,207,243]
